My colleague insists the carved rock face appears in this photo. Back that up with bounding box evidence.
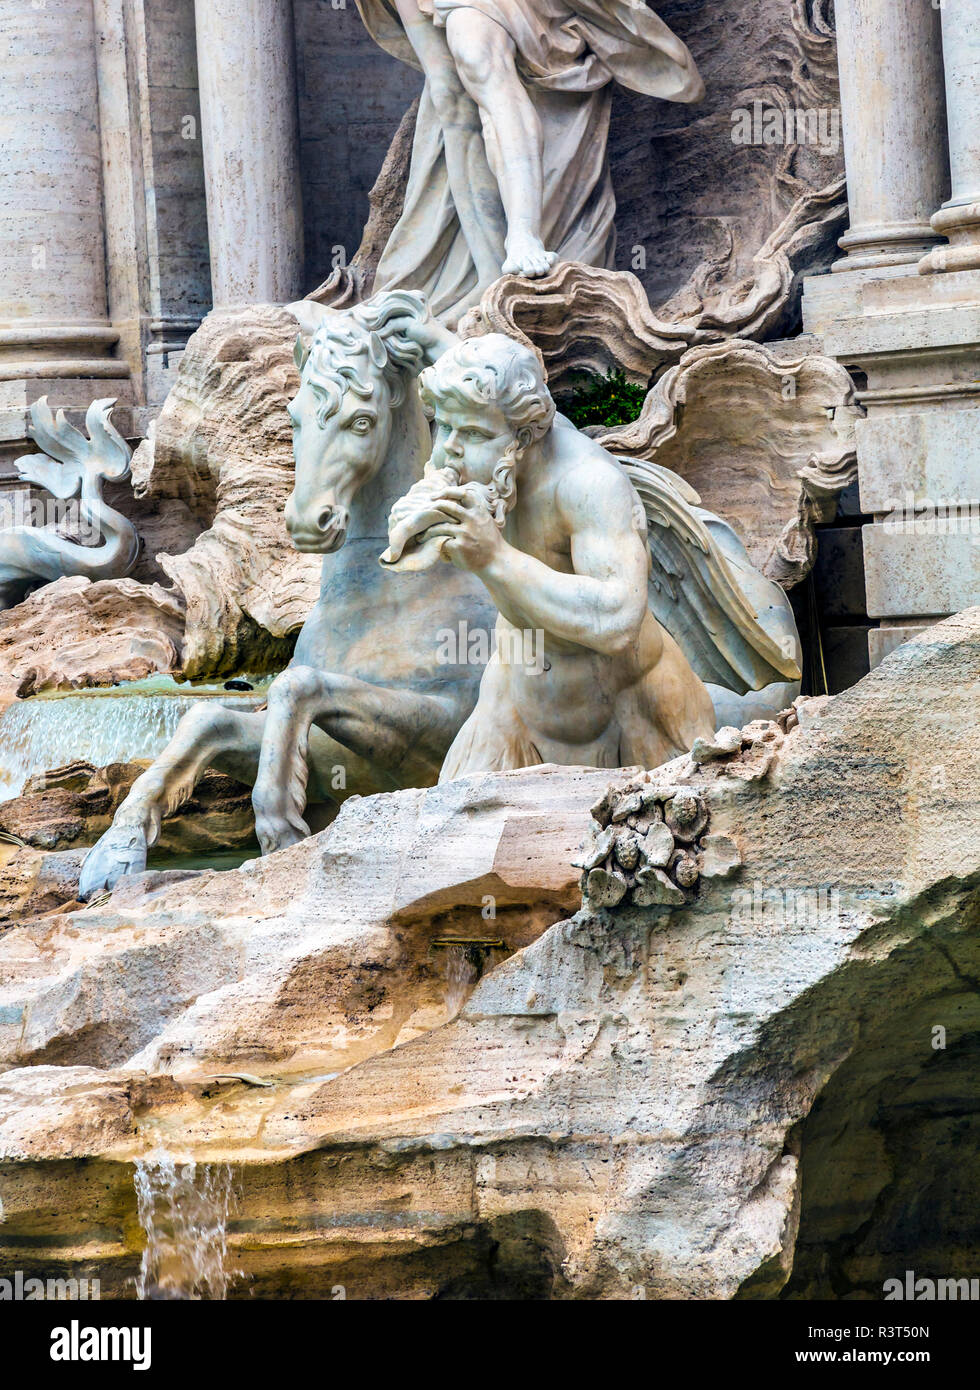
[575,773,735,912]
[610,0,843,332]
[0,613,977,1298]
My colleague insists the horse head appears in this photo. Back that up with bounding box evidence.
[284,290,429,553]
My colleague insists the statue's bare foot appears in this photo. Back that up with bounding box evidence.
[79,824,149,901]
[502,232,558,278]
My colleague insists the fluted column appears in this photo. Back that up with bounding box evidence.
[919,4,980,275]
[0,0,123,384]
[832,0,949,273]
[194,0,304,309]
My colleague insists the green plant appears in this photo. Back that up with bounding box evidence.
[555,369,648,430]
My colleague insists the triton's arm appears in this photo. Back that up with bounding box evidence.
[433,464,649,657]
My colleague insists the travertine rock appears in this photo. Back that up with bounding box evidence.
[596,339,860,585]
[0,846,86,930]
[0,762,254,857]
[0,575,184,700]
[0,610,977,1299]
[457,262,695,391]
[0,764,622,1074]
[131,304,321,677]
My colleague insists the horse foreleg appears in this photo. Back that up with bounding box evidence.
[251,664,456,854]
[78,703,266,900]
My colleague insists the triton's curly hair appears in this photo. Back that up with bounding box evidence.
[418,334,555,448]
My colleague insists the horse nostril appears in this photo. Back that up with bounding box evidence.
[317,508,336,533]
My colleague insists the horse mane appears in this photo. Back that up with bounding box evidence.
[302,291,429,421]
[132,302,321,675]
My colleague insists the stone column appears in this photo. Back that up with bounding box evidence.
[919,3,980,275]
[194,0,304,309]
[832,0,949,273]
[0,0,129,458]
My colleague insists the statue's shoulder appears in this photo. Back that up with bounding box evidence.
[550,419,636,521]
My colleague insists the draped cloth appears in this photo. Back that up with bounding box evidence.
[354,1,703,323]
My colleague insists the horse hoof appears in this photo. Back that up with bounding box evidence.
[255,815,311,857]
[79,826,149,901]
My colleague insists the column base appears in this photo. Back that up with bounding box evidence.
[0,320,134,469]
[0,322,129,381]
[832,220,944,275]
[918,201,980,275]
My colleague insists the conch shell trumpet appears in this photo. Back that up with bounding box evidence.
[380,467,508,572]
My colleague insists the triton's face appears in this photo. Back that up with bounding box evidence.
[428,398,516,488]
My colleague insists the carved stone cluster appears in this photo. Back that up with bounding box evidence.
[574,778,741,912]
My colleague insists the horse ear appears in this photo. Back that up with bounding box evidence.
[367,331,388,369]
[293,335,310,372]
[285,299,334,339]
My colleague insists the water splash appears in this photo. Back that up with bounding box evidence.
[443,944,480,1018]
[134,1149,241,1300]
[0,676,267,802]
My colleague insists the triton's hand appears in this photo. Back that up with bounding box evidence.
[388,311,457,367]
[427,489,505,572]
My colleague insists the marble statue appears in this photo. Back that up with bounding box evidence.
[80,291,798,898]
[354,0,703,321]
[0,398,139,611]
[79,292,496,899]
[380,327,802,778]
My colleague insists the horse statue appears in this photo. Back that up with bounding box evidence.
[79,291,497,899]
[0,397,138,611]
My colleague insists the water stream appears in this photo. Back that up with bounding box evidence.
[443,944,480,1017]
[0,675,269,802]
[134,1149,242,1300]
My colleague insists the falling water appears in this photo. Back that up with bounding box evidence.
[134,1149,241,1300]
[443,944,480,1017]
[0,675,267,802]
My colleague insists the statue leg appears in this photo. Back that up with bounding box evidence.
[78,703,267,900]
[251,664,458,854]
[445,11,557,278]
[393,0,504,283]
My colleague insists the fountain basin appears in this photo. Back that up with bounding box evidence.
[0,675,271,803]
